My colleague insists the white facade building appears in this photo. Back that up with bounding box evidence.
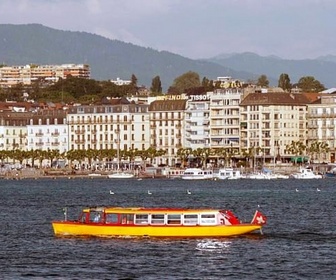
[67,103,150,152]
[185,93,210,150]
[26,111,68,154]
[209,88,243,151]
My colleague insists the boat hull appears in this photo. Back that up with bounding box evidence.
[107,173,134,179]
[52,222,262,238]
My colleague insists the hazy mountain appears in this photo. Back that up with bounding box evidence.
[1,24,334,90]
[316,55,336,63]
[0,24,254,91]
[207,52,336,88]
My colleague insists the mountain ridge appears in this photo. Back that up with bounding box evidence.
[0,24,335,89]
[206,52,336,88]
[0,24,253,90]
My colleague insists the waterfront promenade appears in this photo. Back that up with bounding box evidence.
[0,163,328,180]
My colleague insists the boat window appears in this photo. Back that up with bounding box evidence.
[183,214,198,225]
[135,214,148,224]
[79,212,87,223]
[200,213,216,225]
[167,214,181,225]
[121,214,134,224]
[106,213,118,224]
[89,211,103,223]
[151,214,165,224]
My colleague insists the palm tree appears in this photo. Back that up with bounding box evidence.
[0,150,9,165]
[241,147,255,169]
[192,148,211,168]
[307,141,330,163]
[177,148,192,167]
[36,150,48,168]
[46,148,61,167]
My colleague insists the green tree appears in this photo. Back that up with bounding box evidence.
[285,141,306,164]
[130,74,138,87]
[307,141,329,163]
[257,75,269,87]
[150,76,162,94]
[201,77,214,91]
[177,148,193,167]
[171,71,201,94]
[278,73,291,92]
[297,76,325,92]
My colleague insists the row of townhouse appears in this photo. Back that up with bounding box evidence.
[0,88,335,166]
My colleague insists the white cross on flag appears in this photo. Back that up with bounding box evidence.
[251,210,267,225]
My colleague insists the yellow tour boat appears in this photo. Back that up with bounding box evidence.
[52,207,267,238]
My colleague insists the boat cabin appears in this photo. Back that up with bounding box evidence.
[78,207,240,226]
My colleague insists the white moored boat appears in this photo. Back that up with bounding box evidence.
[181,168,214,180]
[290,167,323,179]
[108,171,134,179]
[216,168,242,180]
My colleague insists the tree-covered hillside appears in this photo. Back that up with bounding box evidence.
[0,24,250,90]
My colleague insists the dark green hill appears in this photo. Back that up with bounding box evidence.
[0,24,252,90]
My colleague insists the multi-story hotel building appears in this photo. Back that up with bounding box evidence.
[0,64,90,87]
[0,112,30,150]
[209,88,243,152]
[307,93,336,162]
[185,93,210,150]
[240,92,310,161]
[67,100,150,152]
[149,98,186,166]
[26,110,68,154]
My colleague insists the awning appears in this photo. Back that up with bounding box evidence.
[291,156,309,163]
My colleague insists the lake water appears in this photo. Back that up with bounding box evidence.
[0,177,335,279]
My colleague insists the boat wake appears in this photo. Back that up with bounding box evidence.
[196,240,232,252]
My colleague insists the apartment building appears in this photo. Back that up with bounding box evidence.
[307,93,336,162]
[209,88,243,152]
[149,99,186,166]
[240,92,310,161]
[0,112,31,151]
[67,101,150,152]
[185,93,210,150]
[26,110,68,154]
[0,64,90,87]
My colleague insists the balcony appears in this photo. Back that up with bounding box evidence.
[36,142,44,146]
[51,141,60,146]
[75,140,86,144]
[74,130,85,134]
[35,132,44,137]
[51,132,60,137]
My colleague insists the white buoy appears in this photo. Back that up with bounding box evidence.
[109,190,114,195]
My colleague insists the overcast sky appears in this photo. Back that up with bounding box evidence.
[1,0,335,60]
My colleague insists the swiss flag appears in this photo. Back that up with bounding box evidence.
[224,210,241,225]
[251,210,267,225]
